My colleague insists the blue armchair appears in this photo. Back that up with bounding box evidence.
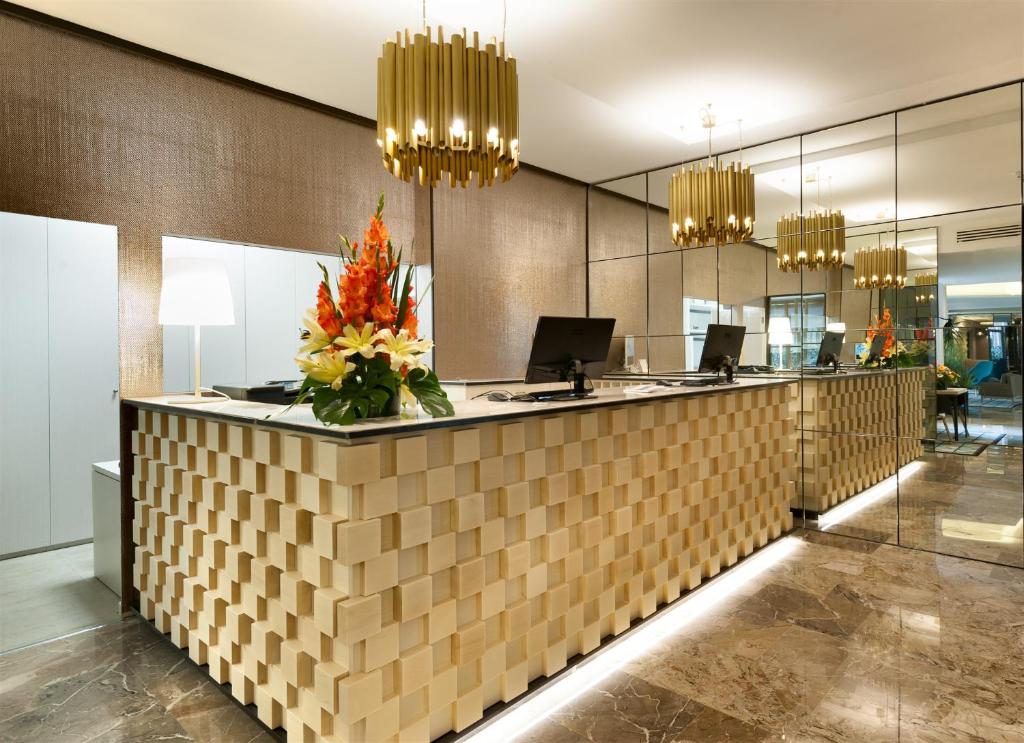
[967,360,994,388]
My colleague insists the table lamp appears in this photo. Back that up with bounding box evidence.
[158,257,235,404]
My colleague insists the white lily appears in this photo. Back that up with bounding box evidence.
[377,328,433,371]
[400,383,417,410]
[298,309,333,354]
[297,351,355,390]
[334,323,380,359]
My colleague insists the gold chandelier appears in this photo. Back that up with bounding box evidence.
[776,211,847,271]
[376,3,519,188]
[669,108,755,248]
[776,172,846,271]
[853,245,907,289]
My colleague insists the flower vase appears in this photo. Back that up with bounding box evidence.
[368,391,401,419]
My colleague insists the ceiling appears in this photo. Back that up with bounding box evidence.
[11,0,1024,183]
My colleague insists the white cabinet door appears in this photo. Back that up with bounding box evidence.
[0,213,51,555]
[47,218,119,545]
[245,246,298,383]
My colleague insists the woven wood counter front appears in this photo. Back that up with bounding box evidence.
[799,368,928,514]
[127,382,797,742]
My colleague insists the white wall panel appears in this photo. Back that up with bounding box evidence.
[245,246,297,383]
[47,218,118,544]
[413,264,435,368]
[0,213,51,555]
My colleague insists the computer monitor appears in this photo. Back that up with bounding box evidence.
[698,324,746,377]
[815,331,845,368]
[524,316,616,399]
[865,333,887,366]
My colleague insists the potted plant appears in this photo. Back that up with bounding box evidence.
[292,195,454,425]
[935,364,961,390]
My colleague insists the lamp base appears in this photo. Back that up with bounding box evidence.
[165,390,227,405]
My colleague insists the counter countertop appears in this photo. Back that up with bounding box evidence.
[126,376,795,441]
[604,367,914,382]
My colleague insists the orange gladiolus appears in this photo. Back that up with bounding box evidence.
[332,196,419,337]
[316,282,342,337]
[866,308,895,357]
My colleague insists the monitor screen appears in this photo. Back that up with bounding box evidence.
[815,331,845,366]
[524,316,616,384]
[698,324,746,373]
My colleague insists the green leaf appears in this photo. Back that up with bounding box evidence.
[416,274,434,303]
[404,367,454,418]
[395,265,415,331]
[311,387,356,426]
[376,191,385,220]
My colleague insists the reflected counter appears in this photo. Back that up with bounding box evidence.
[799,368,927,514]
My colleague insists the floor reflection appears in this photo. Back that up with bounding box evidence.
[899,446,1023,566]
[806,441,1022,568]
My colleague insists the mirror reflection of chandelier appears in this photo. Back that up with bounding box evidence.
[376,0,519,187]
[853,244,907,289]
[669,106,755,248]
[776,173,845,272]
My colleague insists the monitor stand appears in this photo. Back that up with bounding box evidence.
[529,359,595,401]
[680,359,738,387]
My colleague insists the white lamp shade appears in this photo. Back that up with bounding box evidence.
[767,317,794,346]
[159,257,235,326]
[826,322,847,335]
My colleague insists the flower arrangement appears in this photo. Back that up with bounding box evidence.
[293,195,454,425]
[857,308,914,368]
[935,364,961,390]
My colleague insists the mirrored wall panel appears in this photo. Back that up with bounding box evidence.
[587,82,1023,567]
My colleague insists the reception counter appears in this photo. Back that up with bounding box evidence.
[122,378,797,742]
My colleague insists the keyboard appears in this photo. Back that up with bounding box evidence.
[678,378,735,387]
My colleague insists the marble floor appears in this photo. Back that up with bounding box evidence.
[0,543,122,653]
[509,531,1024,743]
[1,532,1021,742]
[0,616,277,743]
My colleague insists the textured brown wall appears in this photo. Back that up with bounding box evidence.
[588,187,645,261]
[432,168,587,379]
[0,9,583,393]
